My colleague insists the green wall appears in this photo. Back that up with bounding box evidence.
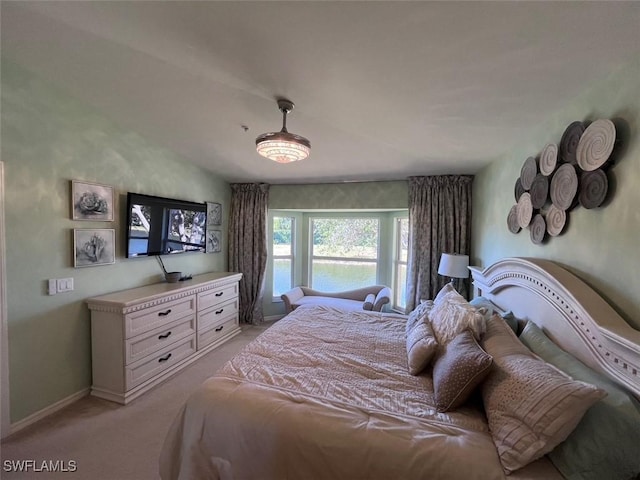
[1,60,230,423]
[472,57,640,329]
[270,181,408,210]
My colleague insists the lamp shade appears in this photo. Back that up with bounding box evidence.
[438,253,469,279]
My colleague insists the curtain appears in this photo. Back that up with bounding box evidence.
[405,175,473,311]
[228,183,269,324]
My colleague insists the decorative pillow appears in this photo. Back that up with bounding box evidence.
[363,293,375,311]
[520,321,640,480]
[432,330,493,412]
[429,297,485,345]
[406,317,438,375]
[469,296,520,333]
[405,300,433,335]
[433,282,457,305]
[500,310,520,335]
[482,314,532,358]
[481,316,606,474]
[469,296,495,321]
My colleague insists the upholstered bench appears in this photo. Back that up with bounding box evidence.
[281,285,392,313]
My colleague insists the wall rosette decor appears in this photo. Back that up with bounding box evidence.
[509,118,620,245]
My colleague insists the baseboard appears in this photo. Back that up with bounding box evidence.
[263,314,285,323]
[7,388,90,438]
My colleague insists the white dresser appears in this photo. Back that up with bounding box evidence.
[86,272,242,404]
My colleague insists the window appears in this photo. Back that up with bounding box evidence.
[267,210,408,312]
[272,216,294,297]
[310,218,379,291]
[393,217,409,311]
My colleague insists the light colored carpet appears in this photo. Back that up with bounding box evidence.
[0,323,271,479]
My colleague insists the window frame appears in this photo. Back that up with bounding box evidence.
[392,215,409,313]
[270,214,296,301]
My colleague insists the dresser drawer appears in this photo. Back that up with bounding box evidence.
[125,335,196,389]
[125,315,196,365]
[198,283,239,311]
[198,315,239,350]
[125,295,196,338]
[198,298,239,331]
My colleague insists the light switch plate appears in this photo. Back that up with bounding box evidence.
[56,278,74,293]
[48,279,57,295]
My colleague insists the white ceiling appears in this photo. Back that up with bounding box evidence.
[2,1,639,184]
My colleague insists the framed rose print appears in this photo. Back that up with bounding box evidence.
[71,180,114,221]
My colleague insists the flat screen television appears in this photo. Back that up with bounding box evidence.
[125,192,207,258]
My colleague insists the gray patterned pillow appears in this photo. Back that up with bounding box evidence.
[406,317,438,375]
[432,330,493,412]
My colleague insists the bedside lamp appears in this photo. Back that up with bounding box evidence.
[438,253,469,292]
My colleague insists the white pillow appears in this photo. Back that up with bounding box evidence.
[433,282,457,305]
[363,293,376,310]
[429,292,485,345]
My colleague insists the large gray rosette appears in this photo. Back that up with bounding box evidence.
[76,192,108,215]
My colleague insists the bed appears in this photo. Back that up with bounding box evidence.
[159,257,640,480]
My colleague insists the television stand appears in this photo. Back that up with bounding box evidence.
[86,272,242,404]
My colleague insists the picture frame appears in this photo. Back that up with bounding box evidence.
[206,202,222,226]
[71,180,114,221]
[73,229,116,267]
[206,230,222,253]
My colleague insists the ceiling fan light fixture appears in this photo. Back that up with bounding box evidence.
[256,99,310,163]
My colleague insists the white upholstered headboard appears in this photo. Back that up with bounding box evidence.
[469,257,640,399]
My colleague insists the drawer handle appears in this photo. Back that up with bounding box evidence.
[215,325,224,332]
[215,308,224,315]
[158,309,172,317]
[215,292,224,297]
[158,331,172,340]
[158,353,172,363]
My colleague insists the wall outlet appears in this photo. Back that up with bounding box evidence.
[56,278,74,293]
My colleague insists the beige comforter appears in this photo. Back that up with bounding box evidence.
[160,305,509,480]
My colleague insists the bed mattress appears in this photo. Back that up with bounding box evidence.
[160,305,510,480]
